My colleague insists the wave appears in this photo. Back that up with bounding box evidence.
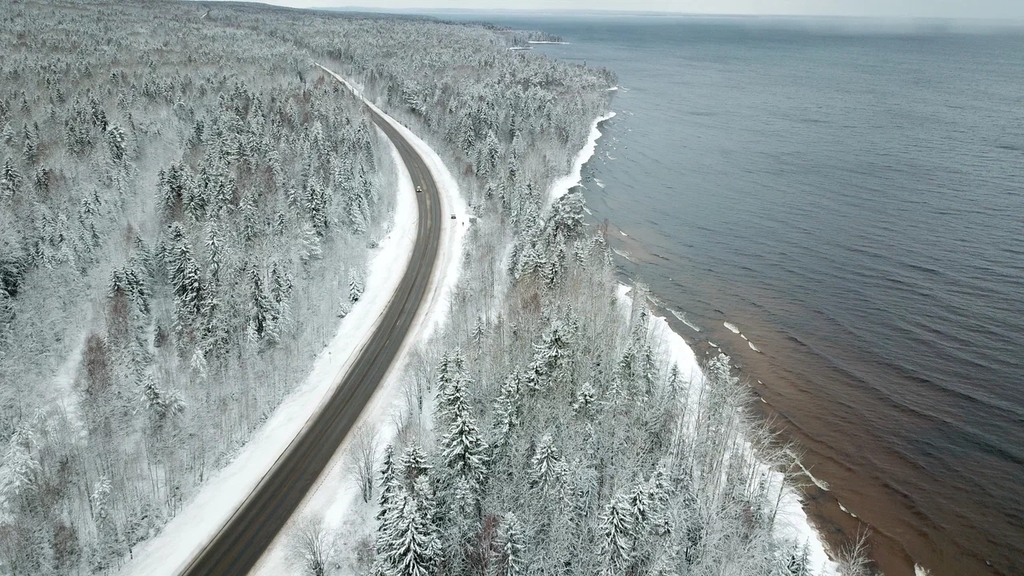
[669,308,702,332]
[611,247,634,262]
[724,321,740,334]
[838,502,858,518]
[794,458,831,491]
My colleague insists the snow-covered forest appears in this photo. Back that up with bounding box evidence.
[0,2,393,573]
[1,1,849,575]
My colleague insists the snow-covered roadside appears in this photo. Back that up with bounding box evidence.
[118,119,421,576]
[617,285,838,576]
[316,64,469,337]
[546,111,616,207]
[246,67,469,575]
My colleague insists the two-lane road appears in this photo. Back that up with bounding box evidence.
[181,89,443,576]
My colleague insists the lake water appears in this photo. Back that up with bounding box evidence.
[453,13,1024,576]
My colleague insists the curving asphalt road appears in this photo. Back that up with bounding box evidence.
[180,96,442,576]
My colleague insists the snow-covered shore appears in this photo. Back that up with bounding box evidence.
[559,110,838,574]
[574,108,837,575]
[577,106,831,569]
[618,285,838,575]
[546,111,616,206]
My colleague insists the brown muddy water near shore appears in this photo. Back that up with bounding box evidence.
[611,223,1011,576]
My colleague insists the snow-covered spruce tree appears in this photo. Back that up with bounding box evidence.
[491,512,525,576]
[438,387,489,504]
[528,433,564,495]
[377,477,441,576]
[377,444,399,523]
[489,370,523,464]
[599,492,635,574]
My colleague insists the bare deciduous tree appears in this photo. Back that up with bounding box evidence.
[346,423,380,504]
[836,528,873,576]
[289,517,334,576]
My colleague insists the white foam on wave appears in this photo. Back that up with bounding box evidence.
[594,178,605,189]
[749,341,761,353]
[915,565,933,576]
[838,502,858,518]
[793,457,830,491]
[611,247,634,262]
[724,321,740,334]
[619,230,628,237]
[669,309,702,332]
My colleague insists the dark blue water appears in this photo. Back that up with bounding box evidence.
[446,13,1024,576]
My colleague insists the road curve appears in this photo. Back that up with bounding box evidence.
[180,85,443,576]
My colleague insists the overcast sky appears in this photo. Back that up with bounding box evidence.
[247,0,1024,20]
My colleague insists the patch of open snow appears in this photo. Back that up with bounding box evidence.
[772,472,838,576]
[52,331,88,430]
[246,67,468,575]
[545,111,616,207]
[118,83,423,576]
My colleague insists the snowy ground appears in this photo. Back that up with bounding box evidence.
[246,67,469,575]
[117,69,463,576]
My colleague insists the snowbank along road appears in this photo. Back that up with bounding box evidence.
[179,83,444,576]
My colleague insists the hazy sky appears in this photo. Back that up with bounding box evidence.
[249,0,1024,20]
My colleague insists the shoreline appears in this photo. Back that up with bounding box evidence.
[618,281,840,575]
[600,224,933,576]
[572,113,839,575]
